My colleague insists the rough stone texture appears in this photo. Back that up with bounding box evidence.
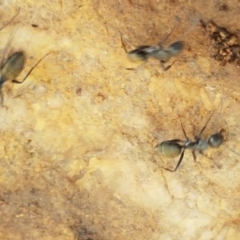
[0,0,240,239]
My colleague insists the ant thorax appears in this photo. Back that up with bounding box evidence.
[196,138,209,151]
[186,138,209,152]
[143,46,160,53]
[150,48,172,63]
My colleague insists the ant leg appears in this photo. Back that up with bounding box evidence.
[219,129,228,141]
[165,139,183,143]
[199,150,212,159]
[163,64,172,71]
[12,52,52,84]
[126,60,148,71]
[192,150,210,162]
[120,35,127,53]
[0,90,4,107]
[0,89,7,109]
[162,149,185,172]
[0,9,20,31]
[192,150,197,161]
[160,60,174,71]
[198,150,222,168]
[160,61,167,71]
[163,59,182,71]
[163,56,192,71]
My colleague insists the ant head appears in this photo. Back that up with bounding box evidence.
[208,129,226,148]
[167,41,185,56]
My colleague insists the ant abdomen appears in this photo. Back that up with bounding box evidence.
[0,51,26,84]
[155,140,182,158]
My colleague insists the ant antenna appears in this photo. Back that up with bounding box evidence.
[159,16,180,46]
[12,52,52,84]
[198,112,214,136]
[0,10,21,67]
[0,8,20,31]
[178,116,190,141]
[182,12,201,39]
[181,122,188,140]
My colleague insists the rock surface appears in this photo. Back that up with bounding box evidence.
[0,0,240,239]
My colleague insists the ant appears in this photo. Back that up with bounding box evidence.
[154,113,227,172]
[127,17,185,71]
[0,51,51,104]
[0,50,51,106]
[0,10,51,105]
